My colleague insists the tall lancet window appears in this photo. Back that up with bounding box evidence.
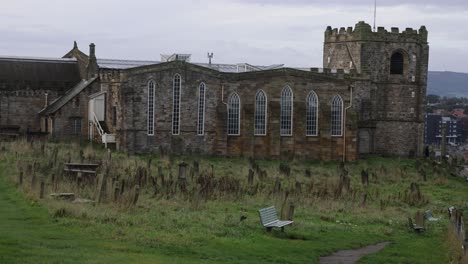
[172,74,181,135]
[197,82,206,135]
[280,86,293,136]
[254,90,267,135]
[306,91,318,136]
[227,93,240,135]
[147,80,155,135]
[331,95,343,136]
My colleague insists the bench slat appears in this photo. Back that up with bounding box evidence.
[64,169,97,174]
[266,220,293,228]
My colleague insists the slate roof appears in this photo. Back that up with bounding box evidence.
[97,58,288,73]
[39,77,98,115]
[0,56,81,90]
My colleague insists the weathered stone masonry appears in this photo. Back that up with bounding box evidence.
[0,21,429,161]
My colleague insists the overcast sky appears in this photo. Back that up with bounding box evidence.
[0,0,467,72]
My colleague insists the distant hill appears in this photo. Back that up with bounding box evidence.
[428,71,468,97]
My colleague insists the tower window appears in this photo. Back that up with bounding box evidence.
[390,52,404,74]
[227,93,240,135]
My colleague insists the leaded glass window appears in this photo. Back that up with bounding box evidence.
[197,82,206,135]
[227,93,240,135]
[280,86,293,136]
[254,90,267,135]
[331,95,343,136]
[172,74,181,135]
[306,91,318,136]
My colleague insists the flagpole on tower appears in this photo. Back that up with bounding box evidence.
[373,0,377,32]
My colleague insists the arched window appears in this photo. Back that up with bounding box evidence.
[254,90,267,135]
[172,74,181,135]
[147,80,155,135]
[331,95,343,136]
[306,91,318,136]
[390,52,404,74]
[197,82,206,135]
[227,93,240,135]
[280,86,293,136]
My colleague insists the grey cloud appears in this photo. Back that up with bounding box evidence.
[234,0,468,7]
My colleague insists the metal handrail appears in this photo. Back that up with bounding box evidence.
[92,112,104,136]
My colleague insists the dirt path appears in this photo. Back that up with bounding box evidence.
[319,241,390,264]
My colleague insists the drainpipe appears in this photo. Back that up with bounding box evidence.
[343,85,354,162]
[221,84,227,105]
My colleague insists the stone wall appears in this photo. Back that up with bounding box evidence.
[49,82,100,139]
[115,62,358,161]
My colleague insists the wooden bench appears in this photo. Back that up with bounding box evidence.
[64,163,100,184]
[258,206,293,232]
[408,211,425,233]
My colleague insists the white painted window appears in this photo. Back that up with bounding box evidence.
[147,80,155,135]
[197,82,206,135]
[227,93,240,135]
[331,95,343,136]
[254,90,267,135]
[71,118,82,135]
[306,90,318,136]
[172,74,181,135]
[280,86,293,136]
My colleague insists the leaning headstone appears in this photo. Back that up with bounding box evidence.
[288,202,295,221]
[39,181,45,199]
[18,171,23,186]
[133,185,140,205]
[96,173,108,204]
[361,169,369,186]
[247,169,254,185]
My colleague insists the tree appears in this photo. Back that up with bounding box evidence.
[426,94,440,104]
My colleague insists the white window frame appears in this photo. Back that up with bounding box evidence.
[197,82,206,135]
[227,93,241,136]
[280,86,293,136]
[306,90,319,136]
[331,95,344,137]
[172,74,181,135]
[147,80,155,136]
[254,90,267,136]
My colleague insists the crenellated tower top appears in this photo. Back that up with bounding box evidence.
[324,21,428,44]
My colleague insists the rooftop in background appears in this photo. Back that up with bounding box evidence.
[0,55,77,63]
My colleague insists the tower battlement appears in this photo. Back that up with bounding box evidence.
[325,21,428,44]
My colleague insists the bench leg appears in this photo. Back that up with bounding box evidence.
[281,226,284,232]
[266,227,272,233]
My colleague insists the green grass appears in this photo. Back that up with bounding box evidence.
[0,140,466,263]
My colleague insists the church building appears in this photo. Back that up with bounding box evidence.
[0,21,429,160]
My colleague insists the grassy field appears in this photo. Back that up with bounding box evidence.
[0,140,467,263]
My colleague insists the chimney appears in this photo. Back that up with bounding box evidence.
[87,43,98,79]
[44,92,49,107]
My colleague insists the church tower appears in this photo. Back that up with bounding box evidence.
[323,21,429,157]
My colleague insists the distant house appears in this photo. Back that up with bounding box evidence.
[451,108,467,119]
[424,114,462,145]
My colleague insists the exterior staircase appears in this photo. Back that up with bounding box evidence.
[91,112,115,148]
